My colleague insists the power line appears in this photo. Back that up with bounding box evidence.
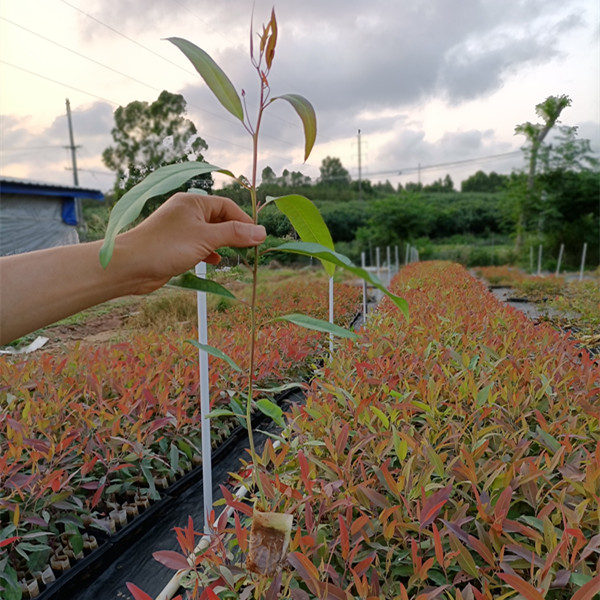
[1,16,163,95]
[0,60,117,105]
[58,0,196,77]
[363,150,523,179]
[54,0,334,153]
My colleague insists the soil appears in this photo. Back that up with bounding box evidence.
[28,297,144,353]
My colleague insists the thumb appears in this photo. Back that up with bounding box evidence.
[208,221,266,249]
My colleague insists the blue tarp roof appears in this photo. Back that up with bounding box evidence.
[0,176,104,201]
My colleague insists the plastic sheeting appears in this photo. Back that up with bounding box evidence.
[0,195,79,256]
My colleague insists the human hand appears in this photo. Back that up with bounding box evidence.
[114,192,266,294]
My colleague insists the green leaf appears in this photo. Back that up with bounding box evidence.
[256,399,285,427]
[476,383,493,407]
[169,443,179,473]
[0,564,21,600]
[205,408,237,419]
[271,194,335,277]
[186,339,243,372]
[100,162,231,267]
[275,313,358,340]
[393,429,408,461]
[371,406,390,429]
[68,530,84,555]
[168,272,236,299]
[140,461,159,500]
[272,94,317,161]
[535,425,561,453]
[255,382,308,394]
[272,241,409,320]
[167,37,244,121]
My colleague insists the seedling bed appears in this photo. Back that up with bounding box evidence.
[32,390,304,600]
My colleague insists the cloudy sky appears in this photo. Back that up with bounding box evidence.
[1,0,598,192]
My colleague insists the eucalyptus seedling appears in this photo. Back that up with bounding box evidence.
[100,9,407,581]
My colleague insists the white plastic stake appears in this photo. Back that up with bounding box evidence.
[328,276,334,359]
[405,243,410,266]
[195,261,212,532]
[386,246,392,287]
[555,243,564,276]
[361,252,367,319]
[579,243,588,281]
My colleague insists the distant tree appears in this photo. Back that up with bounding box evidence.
[461,170,508,193]
[102,90,210,213]
[373,180,395,195]
[319,156,350,187]
[261,166,276,184]
[290,170,311,187]
[403,181,423,193]
[424,174,454,193]
[513,94,571,248]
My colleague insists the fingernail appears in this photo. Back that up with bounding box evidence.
[251,225,266,243]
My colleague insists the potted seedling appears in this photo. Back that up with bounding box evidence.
[99,8,408,591]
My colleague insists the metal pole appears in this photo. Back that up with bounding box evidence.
[376,247,381,281]
[395,245,399,273]
[555,243,564,277]
[195,261,212,532]
[579,243,588,281]
[405,243,410,266]
[537,244,542,276]
[65,98,83,229]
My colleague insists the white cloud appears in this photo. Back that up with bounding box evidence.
[0,0,597,190]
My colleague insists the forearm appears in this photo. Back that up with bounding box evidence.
[0,239,142,345]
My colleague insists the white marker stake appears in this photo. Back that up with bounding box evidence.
[386,246,392,287]
[555,243,564,276]
[361,252,367,319]
[579,243,588,281]
[329,276,334,359]
[195,261,212,532]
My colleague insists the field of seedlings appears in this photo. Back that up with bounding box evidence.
[0,269,362,598]
[1,262,599,600]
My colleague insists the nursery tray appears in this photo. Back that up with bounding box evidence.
[36,390,305,600]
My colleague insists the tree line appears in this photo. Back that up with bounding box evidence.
[97,91,599,269]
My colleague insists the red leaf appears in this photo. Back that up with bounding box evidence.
[497,572,544,600]
[152,550,190,571]
[0,536,19,548]
[432,523,444,568]
[419,484,452,530]
[338,514,349,561]
[298,450,314,494]
[287,552,320,594]
[126,582,153,600]
[572,574,600,600]
[493,486,513,523]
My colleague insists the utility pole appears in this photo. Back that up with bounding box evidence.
[65,98,84,234]
[65,99,79,186]
[357,129,362,201]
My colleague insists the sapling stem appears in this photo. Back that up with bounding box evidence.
[244,63,269,507]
